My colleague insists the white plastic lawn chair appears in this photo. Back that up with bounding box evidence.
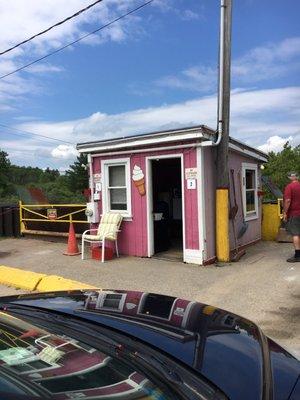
[82,213,123,262]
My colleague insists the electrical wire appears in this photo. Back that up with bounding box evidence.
[0,123,74,145]
[0,0,154,80]
[0,0,104,56]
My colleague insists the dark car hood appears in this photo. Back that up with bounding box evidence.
[0,289,299,400]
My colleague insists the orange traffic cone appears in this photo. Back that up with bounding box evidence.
[63,223,80,256]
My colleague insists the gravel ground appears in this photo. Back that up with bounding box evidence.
[0,237,299,356]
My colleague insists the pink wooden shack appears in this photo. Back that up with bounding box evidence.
[77,125,267,265]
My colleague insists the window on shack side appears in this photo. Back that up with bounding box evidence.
[242,163,258,221]
[102,159,131,217]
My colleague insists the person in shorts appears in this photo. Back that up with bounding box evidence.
[283,171,300,262]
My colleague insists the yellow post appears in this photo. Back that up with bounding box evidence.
[19,200,25,234]
[216,188,230,262]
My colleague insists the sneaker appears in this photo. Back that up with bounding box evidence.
[286,256,300,262]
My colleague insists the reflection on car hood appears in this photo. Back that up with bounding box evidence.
[0,289,299,400]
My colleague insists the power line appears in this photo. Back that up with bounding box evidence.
[2,129,74,145]
[0,0,104,56]
[0,123,74,145]
[0,0,154,80]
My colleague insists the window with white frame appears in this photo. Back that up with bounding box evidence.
[102,159,131,216]
[242,163,258,221]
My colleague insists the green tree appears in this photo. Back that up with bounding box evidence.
[65,153,89,193]
[0,150,10,188]
[39,180,85,203]
[9,165,44,185]
[0,150,16,201]
[39,167,60,183]
[0,148,87,203]
[264,142,300,193]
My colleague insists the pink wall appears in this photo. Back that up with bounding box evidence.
[92,147,199,257]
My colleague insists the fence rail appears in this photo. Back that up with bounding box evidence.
[19,201,88,237]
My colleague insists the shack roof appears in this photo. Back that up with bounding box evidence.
[76,124,267,162]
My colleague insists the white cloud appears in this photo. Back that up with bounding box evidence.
[15,87,300,143]
[0,1,140,54]
[0,73,40,112]
[2,85,299,169]
[153,0,203,20]
[154,37,300,92]
[156,65,217,92]
[0,137,54,167]
[181,9,200,21]
[0,0,157,111]
[0,135,80,171]
[258,136,293,153]
[26,63,64,74]
[51,144,78,159]
[232,37,300,83]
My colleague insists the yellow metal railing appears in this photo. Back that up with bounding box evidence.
[19,201,88,235]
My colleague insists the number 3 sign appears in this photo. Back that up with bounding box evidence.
[187,179,196,189]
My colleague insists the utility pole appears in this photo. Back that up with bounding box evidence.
[216,0,232,262]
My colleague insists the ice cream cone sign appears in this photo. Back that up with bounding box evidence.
[132,165,146,196]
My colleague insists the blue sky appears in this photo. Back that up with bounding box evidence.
[0,0,299,169]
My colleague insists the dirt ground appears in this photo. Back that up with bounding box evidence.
[0,237,299,357]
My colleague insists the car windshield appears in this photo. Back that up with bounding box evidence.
[0,311,176,399]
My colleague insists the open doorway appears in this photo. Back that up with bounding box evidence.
[148,157,183,261]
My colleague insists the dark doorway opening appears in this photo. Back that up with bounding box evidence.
[151,158,183,261]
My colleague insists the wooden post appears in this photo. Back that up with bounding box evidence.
[216,0,232,262]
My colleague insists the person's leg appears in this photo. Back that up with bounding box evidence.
[294,235,300,259]
[287,235,300,262]
[286,216,300,262]
[293,235,300,250]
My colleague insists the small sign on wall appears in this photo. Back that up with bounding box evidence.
[94,192,101,200]
[185,168,197,179]
[93,173,101,183]
[132,165,146,196]
[187,179,196,190]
